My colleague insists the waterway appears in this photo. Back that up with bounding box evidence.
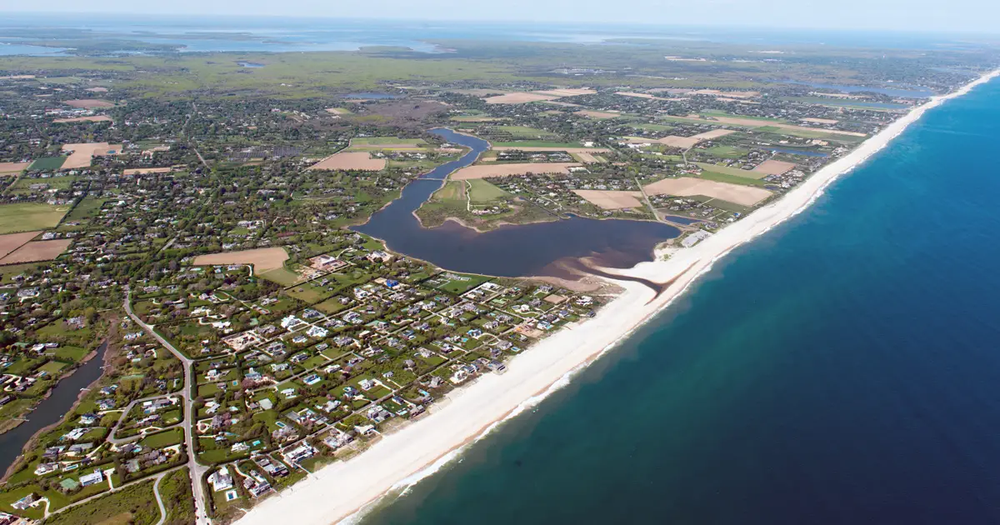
[0,342,108,477]
[361,76,1000,525]
[352,129,680,278]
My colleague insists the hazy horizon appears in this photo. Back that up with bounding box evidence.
[2,0,999,34]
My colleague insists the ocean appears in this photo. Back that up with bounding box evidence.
[357,79,1000,523]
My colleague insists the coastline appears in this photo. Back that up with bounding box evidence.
[234,69,1000,525]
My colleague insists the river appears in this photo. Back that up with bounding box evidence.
[0,342,108,477]
[352,128,680,277]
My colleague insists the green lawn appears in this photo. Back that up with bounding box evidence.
[139,428,184,449]
[467,180,508,203]
[28,156,67,171]
[351,137,424,146]
[0,203,71,233]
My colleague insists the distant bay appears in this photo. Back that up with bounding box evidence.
[360,79,1000,524]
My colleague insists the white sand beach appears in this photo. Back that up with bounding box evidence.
[235,69,999,525]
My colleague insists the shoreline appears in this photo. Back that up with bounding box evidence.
[234,69,999,525]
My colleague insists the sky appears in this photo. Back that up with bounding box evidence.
[1,0,998,34]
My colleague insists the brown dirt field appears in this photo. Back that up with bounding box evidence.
[64,99,114,109]
[575,110,619,119]
[616,92,657,99]
[573,190,645,210]
[0,231,40,260]
[692,129,737,140]
[308,151,386,171]
[753,160,797,176]
[61,143,123,169]
[658,136,702,149]
[533,88,596,97]
[0,239,71,265]
[324,108,349,115]
[0,162,30,175]
[192,247,289,272]
[485,93,558,105]
[802,117,840,125]
[53,115,112,123]
[85,87,109,93]
[451,163,581,180]
[643,177,772,207]
[123,167,173,175]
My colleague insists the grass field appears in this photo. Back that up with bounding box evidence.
[259,266,303,286]
[695,162,767,180]
[493,126,559,139]
[700,145,749,159]
[0,203,71,234]
[467,180,508,203]
[160,468,196,524]
[139,428,184,448]
[698,170,770,186]
[492,141,583,148]
[351,137,424,146]
[43,480,159,525]
[28,156,67,171]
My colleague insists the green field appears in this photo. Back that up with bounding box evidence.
[139,428,184,448]
[697,170,770,187]
[467,180,508,203]
[43,480,159,525]
[351,137,425,146]
[694,162,767,180]
[28,157,67,171]
[492,141,583,148]
[0,203,72,233]
[259,266,302,286]
[700,145,749,159]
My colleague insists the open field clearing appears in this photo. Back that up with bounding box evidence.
[324,108,350,115]
[123,167,173,175]
[63,99,114,109]
[574,152,605,163]
[684,114,867,137]
[0,203,70,234]
[753,159,797,175]
[0,231,39,260]
[309,151,386,171]
[0,239,72,265]
[193,247,289,272]
[534,88,596,97]
[28,157,65,171]
[659,136,702,149]
[573,190,646,210]
[53,115,112,123]
[644,177,773,206]
[490,146,610,154]
[467,180,508,202]
[485,93,557,104]
[694,162,769,180]
[0,162,30,175]
[692,129,738,140]
[575,110,620,119]
[61,142,122,169]
[451,163,581,180]
[802,117,840,125]
[350,137,424,147]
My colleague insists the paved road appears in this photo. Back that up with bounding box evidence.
[125,289,212,525]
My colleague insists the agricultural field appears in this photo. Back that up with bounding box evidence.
[0,203,71,234]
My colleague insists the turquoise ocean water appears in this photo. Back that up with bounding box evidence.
[361,78,1000,524]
